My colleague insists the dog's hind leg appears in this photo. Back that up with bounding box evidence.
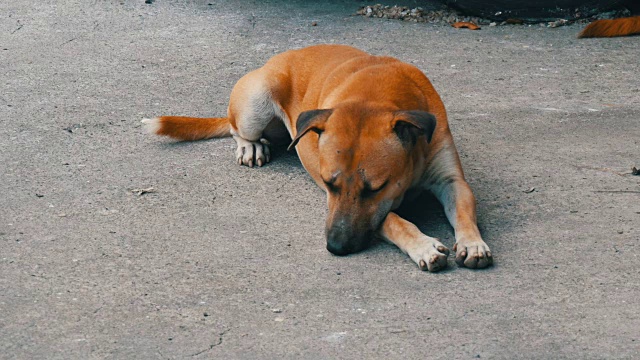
[227,69,287,167]
[379,212,450,272]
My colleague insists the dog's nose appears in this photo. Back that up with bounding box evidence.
[326,241,353,256]
[326,218,356,255]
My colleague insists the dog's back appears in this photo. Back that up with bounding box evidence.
[579,16,640,38]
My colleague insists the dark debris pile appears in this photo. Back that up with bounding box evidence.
[356,4,489,25]
[356,4,633,28]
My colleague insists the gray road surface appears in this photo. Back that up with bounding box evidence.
[1,0,639,358]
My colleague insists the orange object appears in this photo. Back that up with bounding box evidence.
[141,116,230,141]
[452,22,480,30]
[578,16,640,38]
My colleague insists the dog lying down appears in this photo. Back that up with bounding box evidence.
[143,44,493,272]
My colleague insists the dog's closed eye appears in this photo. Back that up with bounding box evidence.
[323,179,339,192]
[322,173,340,192]
[361,180,388,197]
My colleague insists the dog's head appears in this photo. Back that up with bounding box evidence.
[288,104,436,255]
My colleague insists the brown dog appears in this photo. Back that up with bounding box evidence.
[142,45,492,271]
[578,16,640,38]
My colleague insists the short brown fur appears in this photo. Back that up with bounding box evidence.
[578,16,640,38]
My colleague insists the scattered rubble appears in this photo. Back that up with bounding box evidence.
[548,19,570,28]
[356,4,633,29]
[356,4,489,26]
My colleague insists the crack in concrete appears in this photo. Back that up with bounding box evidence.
[11,20,23,34]
[190,328,229,357]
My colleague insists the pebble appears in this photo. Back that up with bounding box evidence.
[548,19,569,28]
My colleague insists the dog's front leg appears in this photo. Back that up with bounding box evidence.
[430,177,493,269]
[379,212,450,272]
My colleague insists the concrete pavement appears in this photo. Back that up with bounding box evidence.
[1,0,639,358]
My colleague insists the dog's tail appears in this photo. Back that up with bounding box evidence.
[578,16,640,38]
[141,116,231,141]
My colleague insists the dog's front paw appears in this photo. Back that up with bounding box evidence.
[408,238,450,272]
[235,138,271,167]
[453,240,493,269]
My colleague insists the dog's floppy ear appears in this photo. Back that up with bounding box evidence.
[392,110,437,146]
[287,109,333,151]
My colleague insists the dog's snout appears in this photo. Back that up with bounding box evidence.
[326,223,353,256]
[326,240,352,256]
[325,221,370,256]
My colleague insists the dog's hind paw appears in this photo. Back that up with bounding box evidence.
[234,137,271,167]
[408,237,450,272]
